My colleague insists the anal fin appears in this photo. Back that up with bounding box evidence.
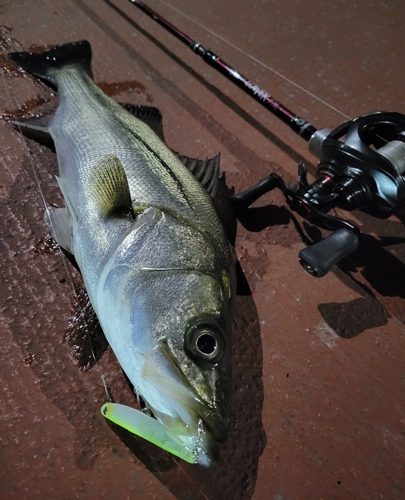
[45,207,74,254]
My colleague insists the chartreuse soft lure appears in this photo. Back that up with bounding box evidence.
[101,403,197,464]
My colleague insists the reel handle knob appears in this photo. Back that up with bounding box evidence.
[298,228,359,277]
[230,174,279,209]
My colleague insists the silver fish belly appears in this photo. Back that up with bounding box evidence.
[9,41,235,466]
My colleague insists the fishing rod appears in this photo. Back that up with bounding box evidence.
[130,0,405,277]
[130,0,316,139]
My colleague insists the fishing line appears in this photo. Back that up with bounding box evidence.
[129,0,389,148]
[1,68,106,385]
[151,0,351,120]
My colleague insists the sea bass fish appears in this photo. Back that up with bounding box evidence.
[9,41,235,466]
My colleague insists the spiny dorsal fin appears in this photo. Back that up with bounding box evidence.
[90,155,133,218]
[120,103,164,141]
[174,152,220,198]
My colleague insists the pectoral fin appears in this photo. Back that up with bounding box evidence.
[90,154,133,219]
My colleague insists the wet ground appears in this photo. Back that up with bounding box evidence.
[1,1,405,498]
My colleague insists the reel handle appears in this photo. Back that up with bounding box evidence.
[298,228,359,277]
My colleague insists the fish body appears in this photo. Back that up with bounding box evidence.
[9,41,235,466]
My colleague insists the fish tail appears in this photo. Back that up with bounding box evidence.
[8,40,92,85]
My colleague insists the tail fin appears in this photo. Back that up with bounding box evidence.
[8,40,92,85]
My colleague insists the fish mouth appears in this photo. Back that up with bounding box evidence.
[140,342,228,466]
[101,342,227,467]
[101,342,228,466]
[101,401,218,466]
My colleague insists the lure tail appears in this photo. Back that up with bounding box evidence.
[8,40,93,85]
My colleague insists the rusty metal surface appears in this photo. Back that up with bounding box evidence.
[1,1,405,498]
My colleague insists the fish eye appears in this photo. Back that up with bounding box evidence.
[196,333,217,356]
[185,324,224,364]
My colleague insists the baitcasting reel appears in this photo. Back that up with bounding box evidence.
[231,112,405,276]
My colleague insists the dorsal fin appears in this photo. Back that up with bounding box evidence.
[120,103,164,141]
[174,152,220,198]
[89,155,133,218]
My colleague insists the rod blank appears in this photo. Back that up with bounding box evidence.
[130,0,317,141]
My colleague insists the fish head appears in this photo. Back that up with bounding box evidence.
[100,258,234,466]
[137,269,234,466]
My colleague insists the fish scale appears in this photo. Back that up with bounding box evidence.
[53,68,210,218]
